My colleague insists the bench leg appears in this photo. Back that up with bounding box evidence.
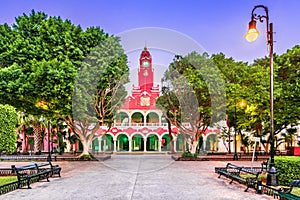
[27,179,31,189]
[230,179,234,184]
[46,173,50,182]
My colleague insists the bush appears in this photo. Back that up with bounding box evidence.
[0,104,17,154]
[182,152,198,158]
[275,156,300,186]
[78,154,96,161]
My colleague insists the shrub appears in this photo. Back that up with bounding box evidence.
[79,154,96,161]
[0,104,17,154]
[182,152,198,158]
[275,156,300,186]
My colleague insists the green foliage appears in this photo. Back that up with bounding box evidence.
[0,104,17,154]
[275,156,300,186]
[73,36,129,123]
[158,52,226,146]
[0,176,17,186]
[78,153,96,161]
[0,10,129,156]
[0,10,110,118]
[181,152,198,158]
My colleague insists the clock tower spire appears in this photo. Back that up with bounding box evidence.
[138,46,154,91]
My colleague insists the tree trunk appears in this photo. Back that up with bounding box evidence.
[21,125,27,153]
[78,138,91,157]
[167,119,175,153]
[33,125,42,153]
[190,140,198,154]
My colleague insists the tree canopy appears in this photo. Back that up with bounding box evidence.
[0,10,129,155]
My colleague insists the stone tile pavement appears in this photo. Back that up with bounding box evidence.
[0,155,274,200]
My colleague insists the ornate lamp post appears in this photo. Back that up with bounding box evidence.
[233,102,238,160]
[47,121,52,162]
[245,5,277,186]
[233,99,247,160]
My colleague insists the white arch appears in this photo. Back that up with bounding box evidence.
[161,132,176,139]
[115,132,130,140]
[146,132,161,140]
[103,132,116,141]
[130,110,146,116]
[205,132,219,138]
[117,110,131,116]
[145,110,162,117]
[115,110,130,125]
[131,132,145,140]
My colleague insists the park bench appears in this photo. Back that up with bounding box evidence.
[12,163,51,189]
[276,180,300,200]
[35,161,61,177]
[215,163,261,192]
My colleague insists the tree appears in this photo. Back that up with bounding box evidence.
[62,37,129,156]
[213,53,271,152]
[0,11,129,156]
[157,52,225,153]
[0,104,17,154]
[244,46,300,152]
[218,127,232,153]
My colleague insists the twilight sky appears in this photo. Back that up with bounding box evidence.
[1,0,300,87]
[1,0,300,62]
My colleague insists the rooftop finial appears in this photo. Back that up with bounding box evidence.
[144,41,148,51]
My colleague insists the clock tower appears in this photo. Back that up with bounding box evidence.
[138,47,154,92]
[121,47,160,110]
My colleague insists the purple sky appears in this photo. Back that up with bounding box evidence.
[1,0,300,63]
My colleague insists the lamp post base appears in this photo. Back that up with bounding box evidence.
[47,154,52,162]
[266,166,278,186]
[233,153,239,160]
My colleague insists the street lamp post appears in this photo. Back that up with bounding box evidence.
[233,99,247,160]
[47,121,52,162]
[233,104,238,160]
[245,5,277,186]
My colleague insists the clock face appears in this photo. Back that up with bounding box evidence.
[140,96,150,106]
[142,60,150,67]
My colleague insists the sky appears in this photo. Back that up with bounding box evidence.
[1,0,300,86]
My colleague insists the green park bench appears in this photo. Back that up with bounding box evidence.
[276,180,300,200]
[215,163,262,192]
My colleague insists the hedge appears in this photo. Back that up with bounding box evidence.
[275,156,300,186]
[0,104,17,154]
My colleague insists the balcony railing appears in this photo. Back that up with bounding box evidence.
[113,123,169,127]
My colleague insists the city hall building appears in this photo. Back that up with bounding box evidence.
[89,47,221,153]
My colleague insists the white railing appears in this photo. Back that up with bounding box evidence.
[113,123,168,127]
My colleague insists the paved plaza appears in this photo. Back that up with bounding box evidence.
[0,155,274,200]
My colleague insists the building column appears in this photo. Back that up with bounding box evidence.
[129,115,132,126]
[173,138,177,152]
[202,137,206,151]
[103,139,106,153]
[98,137,102,152]
[158,139,162,152]
[113,139,117,152]
[144,138,147,152]
[129,138,132,152]
[158,113,162,124]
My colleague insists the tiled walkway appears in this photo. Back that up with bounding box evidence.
[0,155,274,200]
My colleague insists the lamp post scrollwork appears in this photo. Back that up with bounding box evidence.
[245,5,277,186]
